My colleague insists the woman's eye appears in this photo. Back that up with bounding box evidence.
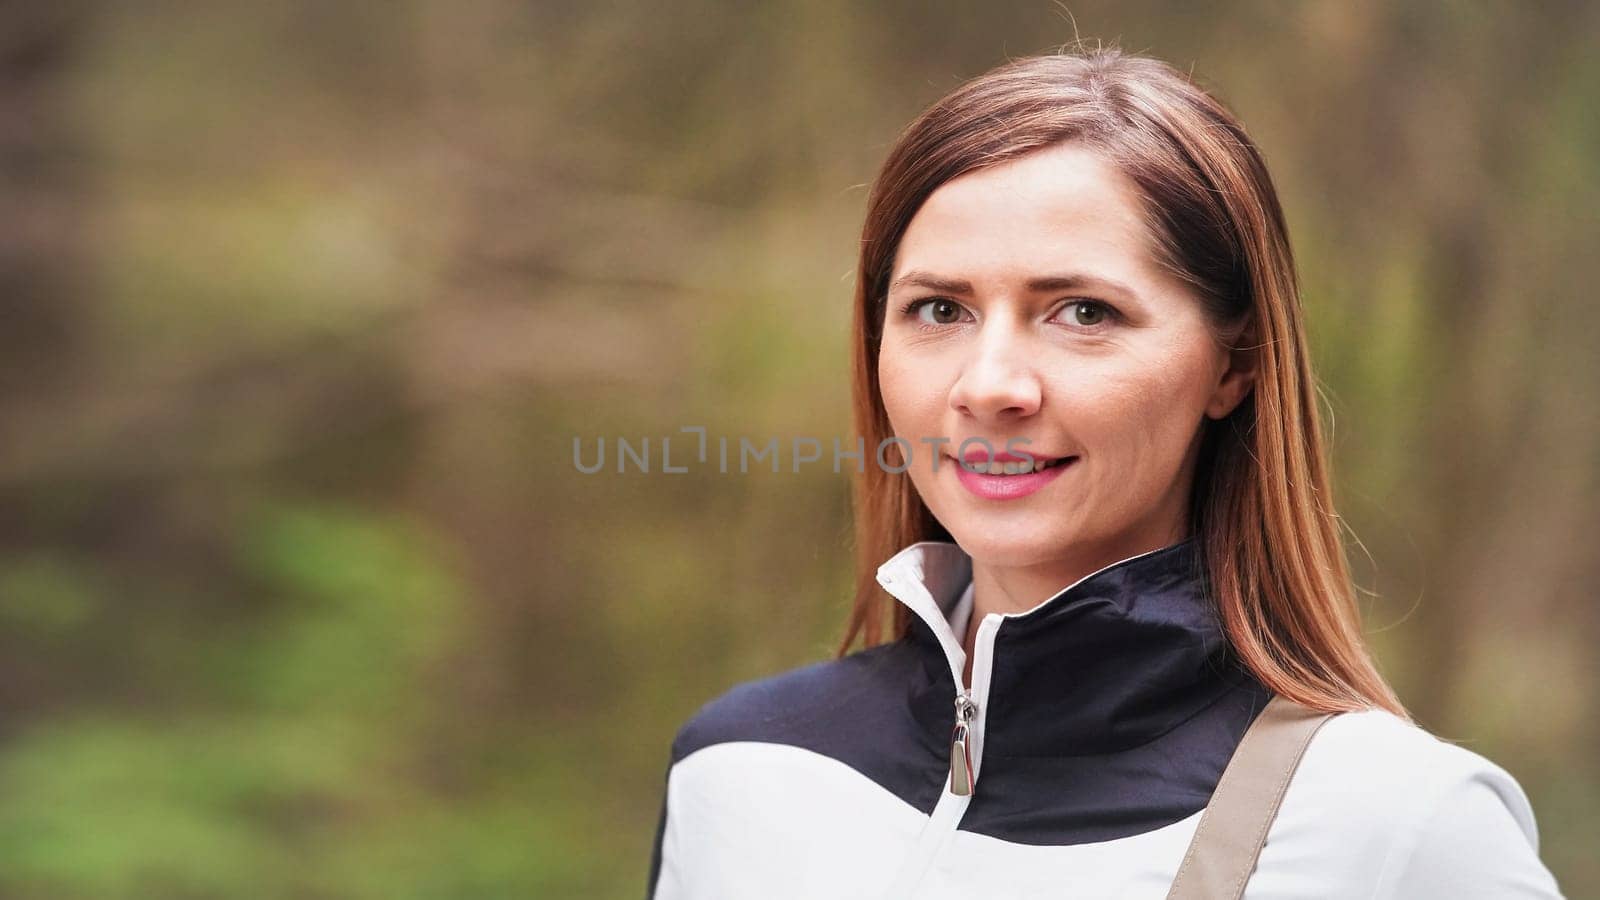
[1058,300,1116,329]
[910,298,968,326]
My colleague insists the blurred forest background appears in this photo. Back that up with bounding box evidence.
[1,1,1596,898]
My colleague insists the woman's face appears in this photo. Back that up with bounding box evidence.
[877,142,1255,570]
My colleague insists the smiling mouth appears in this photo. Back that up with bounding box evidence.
[954,455,1076,475]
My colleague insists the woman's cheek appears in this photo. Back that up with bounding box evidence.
[877,354,913,432]
[884,363,939,436]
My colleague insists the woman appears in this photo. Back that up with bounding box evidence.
[645,48,1565,899]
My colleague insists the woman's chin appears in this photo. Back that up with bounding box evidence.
[950,530,1076,568]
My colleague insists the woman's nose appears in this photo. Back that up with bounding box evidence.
[947,327,1042,421]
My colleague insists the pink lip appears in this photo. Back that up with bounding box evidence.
[951,455,1077,500]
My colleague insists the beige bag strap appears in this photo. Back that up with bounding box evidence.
[1164,694,1337,900]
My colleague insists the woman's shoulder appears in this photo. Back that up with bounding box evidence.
[667,640,926,769]
[1298,708,1535,810]
[1277,707,1562,897]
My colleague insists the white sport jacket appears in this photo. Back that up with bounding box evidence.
[646,537,1565,898]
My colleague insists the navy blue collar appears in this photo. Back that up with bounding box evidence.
[878,536,1259,756]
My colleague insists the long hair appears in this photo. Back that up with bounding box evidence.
[838,47,1408,719]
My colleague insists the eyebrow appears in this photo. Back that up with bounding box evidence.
[888,269,1138,299]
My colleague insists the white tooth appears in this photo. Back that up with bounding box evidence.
[970,461,988,474]
[1018,459,1035,474]
[1003,462,1019,474]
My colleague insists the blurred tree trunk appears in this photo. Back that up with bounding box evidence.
[0,1,92,720]
[0,2,90,451]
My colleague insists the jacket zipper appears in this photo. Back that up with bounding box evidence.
[874,561,1003,898]
[874,541,1179,899]
[948,692,977,796]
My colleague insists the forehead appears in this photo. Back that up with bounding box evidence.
[891,142,1162,288]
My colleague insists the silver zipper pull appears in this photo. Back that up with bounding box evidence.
[949,693,978,796]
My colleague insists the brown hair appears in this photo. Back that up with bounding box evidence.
[838,47,1409,719]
